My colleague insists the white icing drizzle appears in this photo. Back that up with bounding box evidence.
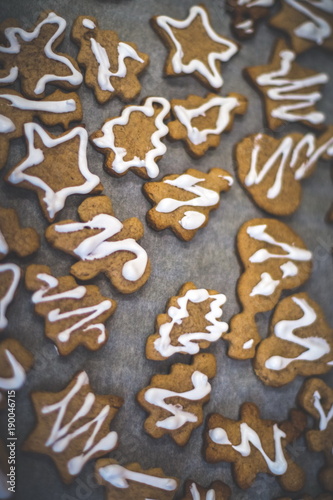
[243,339,254,349]
[284,0,333,45]
[144,370,211,430]
[7,123,101,219]
[92,97,170,178]
[31,273,112,343]
[313,390,333,431]
[41,371,118,476]
[0,114,15,133]
[190,482,216,500]
[235,20,254,34]
[0,93,76,113]
[280,261,298,278]
[209,423,288,475]
[256,49,328,124]
[250,272,280,297]
[0,12,83,94]
[173,96,239,145]
[179,211,206,230]
[89,37,144,92]
[237,0,275,6]
[99,463,177,491]
[245,132,333,198]
[54,213,148,282]
[82,19,96,30]
[0,229,9,256]
[154,288,227,358]
[0,349,26,391]
[156,5,239,88]
[265,297,331,371]
[0,263,20,330]
[219,174,234,186]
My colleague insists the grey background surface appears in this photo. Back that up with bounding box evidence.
[0,0,332,499]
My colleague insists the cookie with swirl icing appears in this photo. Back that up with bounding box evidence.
[181,480,231,500]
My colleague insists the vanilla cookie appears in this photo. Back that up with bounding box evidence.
[245,39,329,130]
[224,218,312,360]
[25,264,117,356]
[0,11,82,98]
[143,168,233,241]
[46,196,150,294]
[236,128,333,216]
[270,0,333,54]
[298,378,333,492]
[168,93,247,158]
[137,353,216,446]
[181,480,231,500]
[0,206,39,260]
[254,293,333,386]
[96,459,179,499]
[151,5,239,89]
[91,96,170,179]
[146,282,228,360]
[205,403,306,491]
[23,370,123,483]
[227,0,275,39]
[0,88,82,169]
[71,16,149,104]
[0,263,20,332]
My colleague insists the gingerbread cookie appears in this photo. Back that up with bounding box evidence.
[151,5,239,89]
[137,353,216,446]
[245,39,329,130]
[96,459,179,499]
[181,480,231,500]
[270,0,333,54]
[0,338,33,408]
[205,403,306,491]
[143,168,233,241]
[0,206,39,260]
[25,264,117,355]
[71,16,149,105]
[6,123,102,222]
[146,282,228,360]
[227,0,275,39]
[254,293,333,386]
[236,128,333,216]
[168,93,247,158]
[23,370,123,483]
[224,218,312,360]
[46,196,150,294]
[91,96,170,179]
[0,88,82,169]
[0,263,20,332]
[298,378,333,492]
[0,11,82,98]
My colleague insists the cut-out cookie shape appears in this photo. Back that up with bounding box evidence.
[0,263,20,332]
[181,480,231,500]
[205,402,306,491]
[254,293,333,386]
[6,123,102,222]
[91,96,170,179]
[146,282,228,360]
[151,5,239,89]
[71,16,149,105]
[0,11,82,98]
[143,168,233,241]
[25,264,117,356]
[270,0,333,54]
[168,93,247,158]
[0,206,39,260]
[224,218,312,360]
[137,353,216,446]
[23,370,123,483]
[96,458,179,500]
[227,0,275,39]
[236,128,333,216]
[245,39,329,130]
[46,196,150,294]
[0,338,33,408]
[298,378,333,492]
[0,88,82,170]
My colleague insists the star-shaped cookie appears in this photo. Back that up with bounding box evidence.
[151,5,239,89]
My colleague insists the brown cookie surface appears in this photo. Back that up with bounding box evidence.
[46,196,150,294]
[0,206,39,260]
[181,479,231,500]
[0,263,21,333]
[143,167,233,241]
[227,0,275,39]
[137,353,216,446]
